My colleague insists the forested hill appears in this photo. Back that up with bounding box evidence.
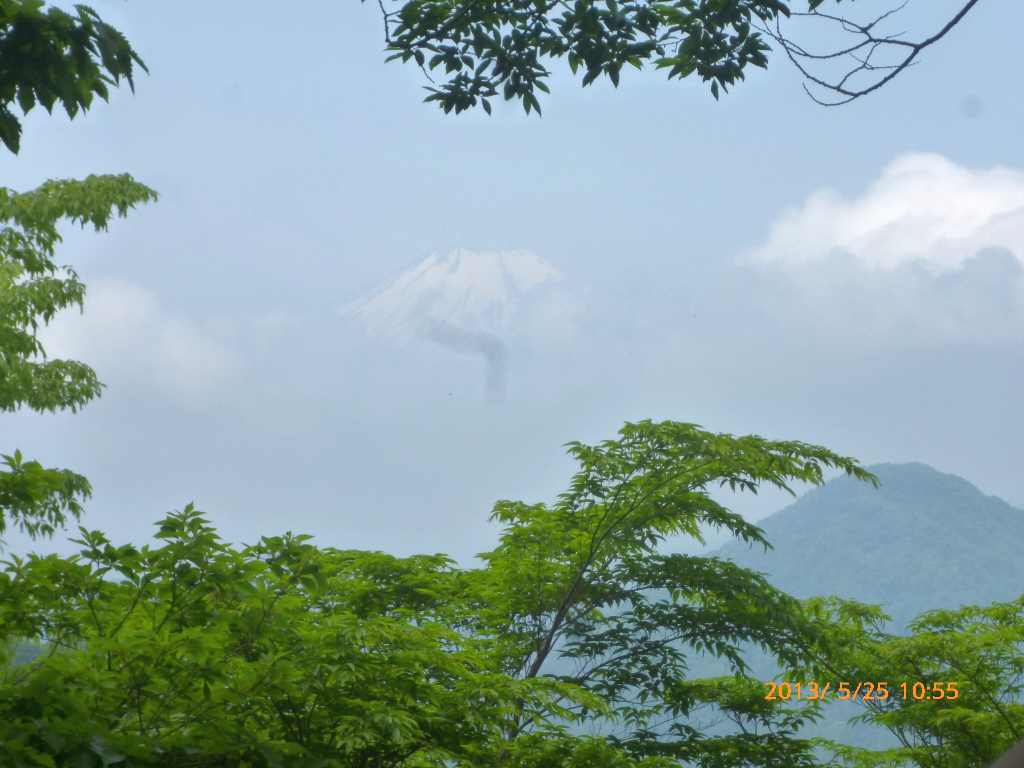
[714,463,1024,631]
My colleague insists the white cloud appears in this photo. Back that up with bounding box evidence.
[752,153,1024,272]
[38,279,235,392]
[742,248,1024,346]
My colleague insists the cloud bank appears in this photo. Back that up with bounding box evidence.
[743,153,1024,344]
[752,153,1024,272]
[39,279,235,393]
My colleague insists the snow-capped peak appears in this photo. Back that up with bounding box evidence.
[340,249,563,340]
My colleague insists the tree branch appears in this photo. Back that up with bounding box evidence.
[758,0,982,105]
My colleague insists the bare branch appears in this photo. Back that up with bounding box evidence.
[756,0,982,105]
[377,0,392,45]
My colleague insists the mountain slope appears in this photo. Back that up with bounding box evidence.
[339,249,564,341]
[705,463,1024,750]
[715,462,1024,630]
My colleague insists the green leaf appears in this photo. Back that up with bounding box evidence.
[0,3,146,154]
[0,174,155,537]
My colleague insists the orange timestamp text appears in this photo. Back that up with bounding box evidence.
[764,682,959,701]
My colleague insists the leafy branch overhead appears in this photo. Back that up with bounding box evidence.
[373,0,981,114]
[0,174,157,538]
[0,0,147,153]
[0,450,88,538]
[0,174,159,417]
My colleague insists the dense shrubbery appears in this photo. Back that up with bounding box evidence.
[0,420,873,768]
[0,507,557,766]
[806,595,1024,768]
[2,420,1023,768]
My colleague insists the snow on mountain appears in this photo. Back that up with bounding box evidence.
[339,249,564,342]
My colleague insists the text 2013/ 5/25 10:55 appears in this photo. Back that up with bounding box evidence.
[764,682,960,701]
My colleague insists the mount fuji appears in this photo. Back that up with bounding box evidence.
[339,249,574,398]
[339,249,564,341]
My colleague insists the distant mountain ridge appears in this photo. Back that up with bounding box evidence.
[714,463,1024,630]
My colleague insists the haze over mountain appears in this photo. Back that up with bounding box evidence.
[339,249,567,339]
[338,248,580,398]
[716,462,1024,630]
[699,463,1024,750]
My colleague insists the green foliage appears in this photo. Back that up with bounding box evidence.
[716,462,1024,632]
[0,420,884,768]
[378,0,845,114]
[0,174,157,538]
[0,506,571,767]
[0,450,89,538]
[0,0,146,154]
[10,419,1019,767]
[805,595,1024,768]
[462,420,876,765]
[710,463,1024,752]
[0,173,158,414]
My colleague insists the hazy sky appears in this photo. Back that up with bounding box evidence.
[2,0,1022,561]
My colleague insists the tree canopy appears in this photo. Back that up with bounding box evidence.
[0,508,563,767]
[802,595,1024,768]
[465,420,877,765]
[0,0,145,154]
[0,420,891,768]
[4,420,1024,767]
[0,174,157,538]
[374,0,981,114]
